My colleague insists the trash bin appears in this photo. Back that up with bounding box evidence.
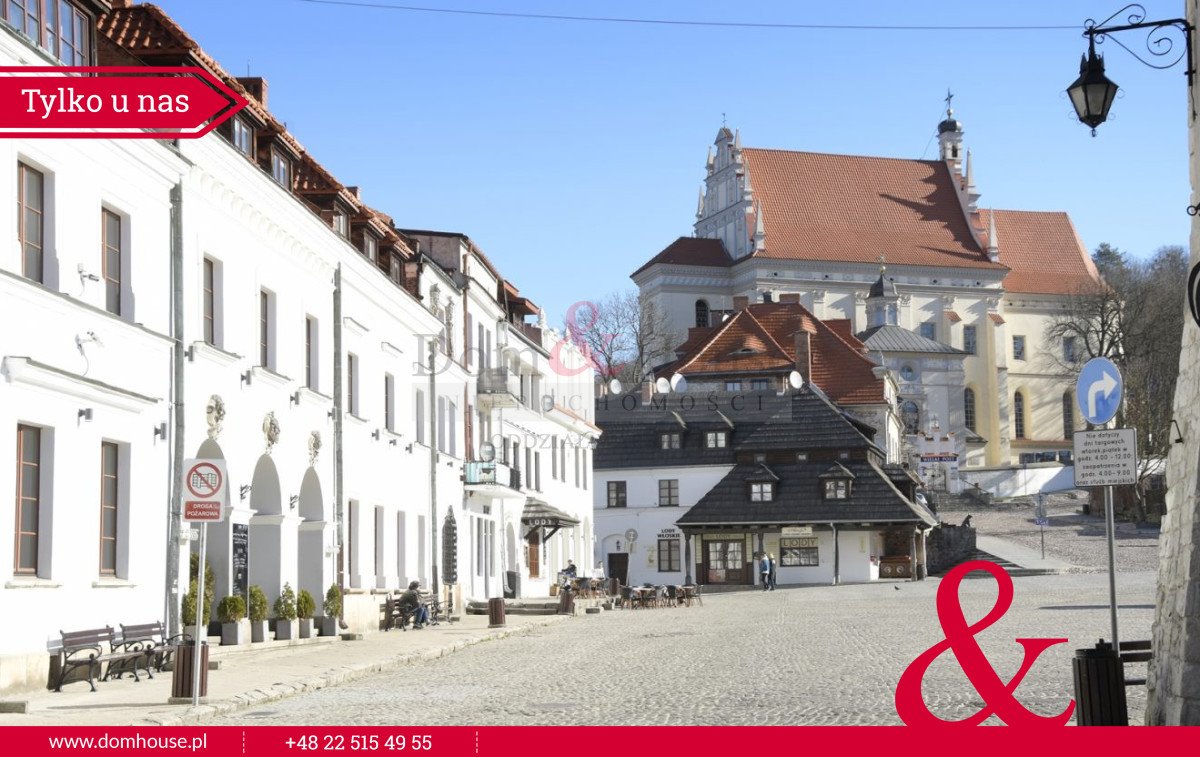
[1072,640,1127,725]
[487,597,506,629]
[557,586,574,615]
[170,641,208,700]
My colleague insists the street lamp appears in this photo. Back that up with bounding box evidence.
[1067,3,1194,135]
[1067,38,1119,134]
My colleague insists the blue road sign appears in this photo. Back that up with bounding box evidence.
[1076,357,1123,426]
[1035,518,1049,527]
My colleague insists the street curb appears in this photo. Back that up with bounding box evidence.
[138,615,570,726]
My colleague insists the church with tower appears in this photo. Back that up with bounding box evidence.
[632,103,1103,485]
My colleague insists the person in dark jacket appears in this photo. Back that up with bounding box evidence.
[399,580,429,628]
[760,553,771,591]
[768,553,777,591]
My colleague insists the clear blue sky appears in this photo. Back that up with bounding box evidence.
[159,0,1191,322]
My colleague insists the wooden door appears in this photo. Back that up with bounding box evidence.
[607,553,629,585]
[526,531,540,578]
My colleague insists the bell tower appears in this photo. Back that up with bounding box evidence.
[938,90,964,173]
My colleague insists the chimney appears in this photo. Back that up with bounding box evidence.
[733,295,749,311]
[236,77,268,108]
[793,331,812,384]
[110,0,132,7]
[778,293,801,304]
[347,186,361,200]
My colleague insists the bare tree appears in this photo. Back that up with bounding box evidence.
[565,290,673,384]
[1045,244,1187,521]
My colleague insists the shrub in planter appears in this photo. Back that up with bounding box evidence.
[320,584,342,636]
[181,579,211,627]
[273,583,298,641]
[248,585,269,643]
[217,595,248,645]
[296,589,316,639]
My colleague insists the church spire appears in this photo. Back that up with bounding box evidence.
[937,89,964,173]
[986,209,1000,262]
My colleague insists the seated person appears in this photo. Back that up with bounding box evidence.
[399,580,429,628]
[562,560,577,579]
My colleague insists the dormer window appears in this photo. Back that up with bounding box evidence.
[795,452,808,462]
[2,2,92,65]
[660,433,681,450]
[333,211,348,239]
[389,255,402,283]
[232,117,254,157]
[750,483,774,502]
[270,149,291,187]
[705,431,727,449]
[363,234,378,263]
[824,480,849,499]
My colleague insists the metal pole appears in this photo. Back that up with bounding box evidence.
[166,182,184,639]
[1040,523,1045,560]
[1104,484,1120,654]
[192,521,207,706]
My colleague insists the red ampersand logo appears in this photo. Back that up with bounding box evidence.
[894,560,1075,727]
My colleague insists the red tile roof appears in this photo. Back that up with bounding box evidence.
[661,302,886,406]
[740,148,1007,271]
[980,209,1103,295]
[632,236,732,277]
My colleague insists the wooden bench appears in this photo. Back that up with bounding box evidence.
[118,622,189,673]
[51,627,150,692]
[1120,640,1152,686]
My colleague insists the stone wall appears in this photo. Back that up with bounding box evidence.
[926,523,977,575]
[1147,0,1200,725]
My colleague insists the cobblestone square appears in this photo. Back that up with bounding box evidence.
[210,570,1156,726]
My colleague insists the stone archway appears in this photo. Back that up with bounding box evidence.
[248,454,297,606]
[296,467,329,611]
[193,439,235,608]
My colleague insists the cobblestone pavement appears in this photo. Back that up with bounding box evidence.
[210,571,1156,726]
[937,490,1161,573]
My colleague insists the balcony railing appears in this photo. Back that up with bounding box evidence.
[464,461,521,490]
[477,367,520,397]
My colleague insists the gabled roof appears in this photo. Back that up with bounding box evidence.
[739,148,1008,271]
[632,237,732,277]
[677,459,935,527]
[657,302,886,406]
[980,209,1103,295]
[856,325,967,356]
[594,389,879,471]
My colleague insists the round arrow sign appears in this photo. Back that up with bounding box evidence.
[1076,357,1123,426]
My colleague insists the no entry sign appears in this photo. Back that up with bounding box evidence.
[183,458,227,522]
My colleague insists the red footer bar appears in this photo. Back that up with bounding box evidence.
[2,725,1199,756]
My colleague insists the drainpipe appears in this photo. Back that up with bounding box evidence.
[333,264,345,626]
[166,182,184,638]
[831,523,840,586]
[429,338,439,602]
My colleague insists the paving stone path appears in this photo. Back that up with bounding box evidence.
[210,571,1156,726]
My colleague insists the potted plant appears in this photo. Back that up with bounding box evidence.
[217,594,248,645]
[296,589,316,639]
[181,578,210,628]
[320,584,341,637]
[189,553,216,637]
[273,583,298,641]
[248,585,269,643]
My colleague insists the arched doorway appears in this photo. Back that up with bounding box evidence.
[249,455,295,606]
[192,439,233,616]
[296,467,328,610]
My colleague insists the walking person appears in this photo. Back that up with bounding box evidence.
[768,553,777,591]
[760,552,770,591]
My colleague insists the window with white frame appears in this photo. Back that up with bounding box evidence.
[705,431,727,448]
[749,482,774,502]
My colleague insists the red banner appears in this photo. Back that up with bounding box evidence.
[0,725,1196,755]
[0,66,247,138]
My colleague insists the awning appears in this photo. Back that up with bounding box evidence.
[522,499,580,539]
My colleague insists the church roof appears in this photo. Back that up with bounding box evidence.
[979,209,1103,295]
[656,302,886,406]
[856,325,967,356]
[632,236,733,277]
[739,148,1006,271]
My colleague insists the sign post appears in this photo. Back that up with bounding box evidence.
[1034,493,1047,559]
[1074,357,1129,656]
[182,458,227,707]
